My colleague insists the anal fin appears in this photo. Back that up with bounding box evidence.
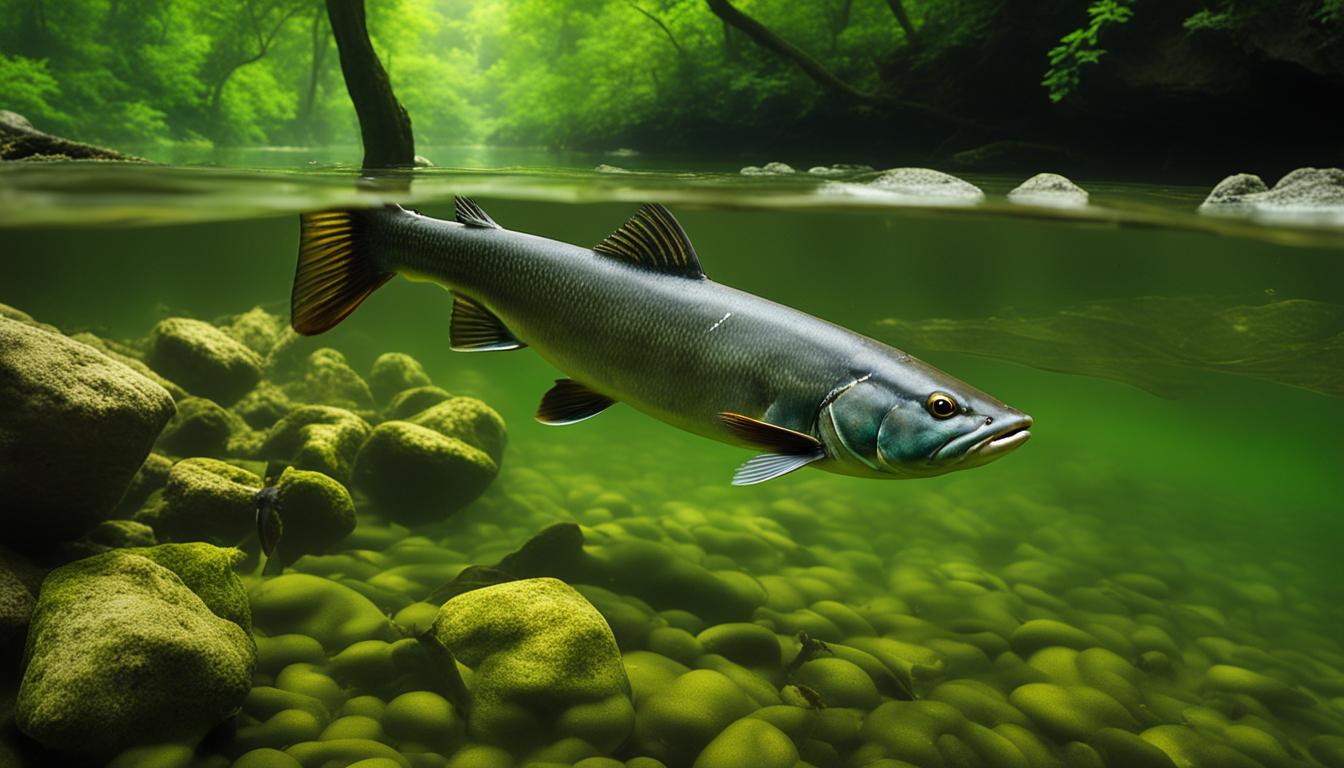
[450,293,525,352]
[537,379,616,425]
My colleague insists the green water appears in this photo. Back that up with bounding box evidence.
[3,161,1344,767]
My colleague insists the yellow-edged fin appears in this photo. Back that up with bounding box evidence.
[718,412,822,453]
[292,210,393,335]
[455,196,501,229]
[450,293,526,351]
[536,378,616,425]
[594,203,705,278]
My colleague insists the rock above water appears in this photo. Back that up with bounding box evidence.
[0,110,140,161]
[1201,167,1344,211]
[826,167,985,203]
[429,577,635,752]
[740,162,796,176]
[1008,172,1089,207]
[16,548,255,758]
[0,318,176,545]
[354,421,498,523]
[145,317,263,405]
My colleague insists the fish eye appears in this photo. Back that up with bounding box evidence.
[926,392,958,419]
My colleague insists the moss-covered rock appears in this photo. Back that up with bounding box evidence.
[115,451,174,516]
[354,421,498,523]
[692,717,798,768]
[158,396,248,456]
[155,457,262,545]
[266,467,357,563]
[369,353,433,406]
[233,383,297,430]
[631,669,757,768]
[261,406,371,483]
[220,306,287,357]
[298,349,374,411]
[86,518,157,548]
[127,542,252,630]
[385,385,454,420]
[408,397,507,465]
[16,549,255,758]
[429,577,634,753]
[145,317,263,405]
[0,554,35,675]
[0,317,176,545]
[250,573,398,652]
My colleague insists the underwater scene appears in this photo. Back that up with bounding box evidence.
[3,2,1344,768]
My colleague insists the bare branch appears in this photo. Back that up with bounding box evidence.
[627,0,684,57]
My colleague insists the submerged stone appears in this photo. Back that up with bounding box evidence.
[16,549,255,758]
[385,385,454,420]
[408,396,508,465]
[157,395,247,456]
[369,352,433,406]
[429,577,634,753]
[0,318,176,545]
[353,421,498,523]
[299,348,375,411]
[267,467,358,563]
[154,457,262,545]
[145,317,263,405]
[261,405,372,483]
[250,573,398,652]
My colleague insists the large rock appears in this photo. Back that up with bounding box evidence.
[408,396,508,465]
[0,552,36,676]
[298,348,374,411]
[0,110,139,161]
[0,318,176,545]
[429,577,634,753]
[261,405,371,483]
[16,548,254,758]
[145,317,263,405]
[157,396,248,456]
[353,421,498,523]
[1201,167,1344,211]
[265,467,358,564]
[154,458,262,545]
[368,352,432,406]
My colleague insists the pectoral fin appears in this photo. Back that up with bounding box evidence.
[537,379,616,425]
[732,450,826,485]
[450,293,526,351]
[718,412,826,485]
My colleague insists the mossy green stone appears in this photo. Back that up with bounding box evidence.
[128,542,251,630]
[1008,683,1138,741]
[632,669,757,768]
[145,317,262,405]
[271,467,358,559]
[354,420,498,523]
[648,626,702,665]
[382,691,461,751]
[233,747,305,768]
[444,744,513,768]
[255,634,327,674]
[692,718,798,768]
[696,622,781,667]
[17,551,255,758]
[285,739,412,768]
[320,715,386,742]
[155,457,261,545]
[1204,664,1313,707]
[276,663,345,713]
[430,577,633,752]
[1010,619,1100,655]
[794,657,880,709]
[249,573,398,652]
[233,709,327,753]
[409,396,508,464]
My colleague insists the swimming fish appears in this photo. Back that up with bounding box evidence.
[291,199,1032,484]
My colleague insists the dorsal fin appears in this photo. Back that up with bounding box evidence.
[450,293,525,351]
[594,204,704,278]
[455,196,500,229]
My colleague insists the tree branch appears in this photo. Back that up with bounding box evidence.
[703,0,982,130]
[627,1,684,57]
[885,0,919,44]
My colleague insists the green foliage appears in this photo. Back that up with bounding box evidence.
[0,53,68,129]
[1042,0,1135,103]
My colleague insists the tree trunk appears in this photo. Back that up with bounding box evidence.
[325,0,414,169]
[298,5,329,142]
[885,0,918,44]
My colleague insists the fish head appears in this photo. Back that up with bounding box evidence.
[818,363,1032,478]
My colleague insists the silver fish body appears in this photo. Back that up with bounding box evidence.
[292,201,1032,483]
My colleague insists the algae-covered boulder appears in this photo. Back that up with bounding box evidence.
[0,555,35,673]
[116,451,174,516]
[267,467,358,563]
[145,317,263,405]
[234,382,297,429]
[261,405,371,483]
[0,317,176,545]
[299,349,374,411]
[157,396,247,456]
[154,457,261,544]
[386,385,453,420]
[354,421,498,523]
[221,306,287,357]
[428,577,635,753]
[409,396,508,465]
[86,518,157,548]
[250,573,398,652]
[16,549,255,758]
[369,353,433,406]
[127,542,252,630]
[692,717,798,768]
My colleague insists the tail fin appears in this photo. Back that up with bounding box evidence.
[291,209,394,335]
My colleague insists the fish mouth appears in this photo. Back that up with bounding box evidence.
[934,414,1033,464]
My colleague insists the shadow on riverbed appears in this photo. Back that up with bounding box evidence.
[877,296,1344,399]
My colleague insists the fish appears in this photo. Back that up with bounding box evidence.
[290,198,1032,484]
